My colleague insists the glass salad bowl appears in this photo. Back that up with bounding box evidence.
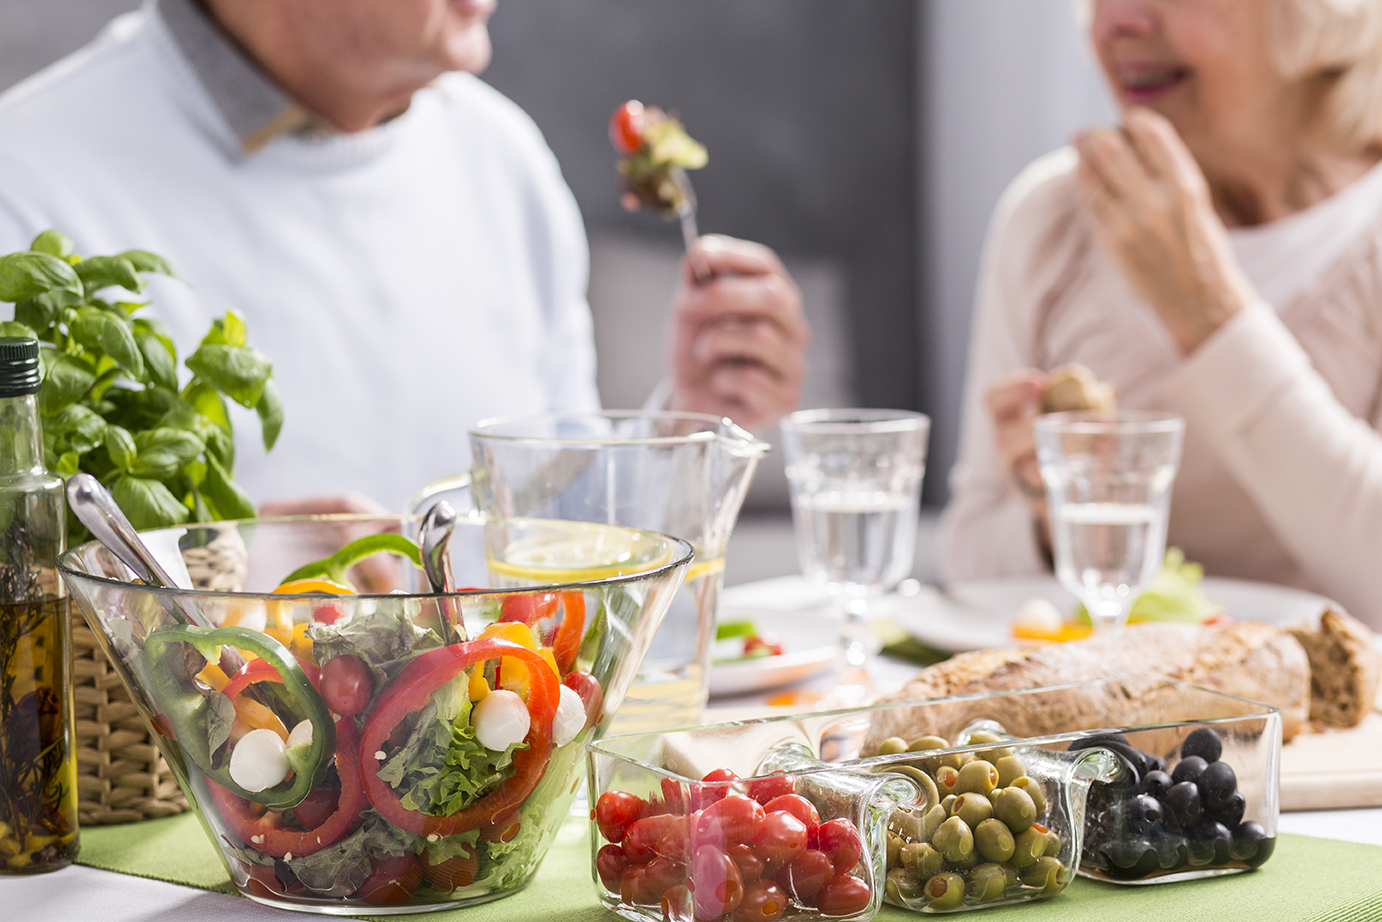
[58,514,692,915]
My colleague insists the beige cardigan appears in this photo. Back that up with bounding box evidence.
[940,149,1382,629]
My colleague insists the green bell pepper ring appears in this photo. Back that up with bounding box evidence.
[141,624,336,809]
[278,533,423,588]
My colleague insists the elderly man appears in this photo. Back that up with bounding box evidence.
[0,0,807,511]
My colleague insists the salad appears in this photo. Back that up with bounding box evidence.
[609,100,708,218]
[137,535,604,907]
[713,619,785,664]
[1013,549,1225,643]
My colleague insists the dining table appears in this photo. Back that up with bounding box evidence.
[7,577,1382,922]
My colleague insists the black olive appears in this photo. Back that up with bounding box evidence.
[1165,781,1201,828]
[1180,727,1223,764]
[1209,790,1245,827]
[1141,770,1174,799]
[1199,760,1238,811]
[1171,755,1208,786]
[1124,794,1163,831]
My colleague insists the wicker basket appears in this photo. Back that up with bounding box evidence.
[72,620,188,825]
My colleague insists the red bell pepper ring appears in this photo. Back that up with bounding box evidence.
[207,714,365,858]
[360,638,559,837]
[551,592,585,674]
[223,655,322,701]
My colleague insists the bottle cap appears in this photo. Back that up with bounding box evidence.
[0,336,43,397]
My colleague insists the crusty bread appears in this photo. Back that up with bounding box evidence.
[1040,363,1116,414]
[866,621,1311,751]
[1288,607,1381,728]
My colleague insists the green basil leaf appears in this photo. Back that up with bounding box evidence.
[200,317,229,347]
[130,427,205,479]
[188,484,214,523]
[135,330,177,390]
[111,474,189,530]
[38,352,96,414]
[206,422,235,471]
[47,403,107,454]
[223,310,247,348]
[119,249,179,280]
[0,320,35,338]
[30,230,74,259]
[71,306,145,380]
[132,316,176,356]
[15,289,81,329]
[74,255,144,297]
[55,451,80,476]
[255,378,283,452]
[185,343,271,408]
[182,380,230,430]
[203,454,256,521]
[0,251,83,303]
[105,424,137,473]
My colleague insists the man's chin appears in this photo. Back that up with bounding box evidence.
[445,27,492,74]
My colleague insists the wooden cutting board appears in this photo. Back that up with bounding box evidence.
[1280,688,1382,811]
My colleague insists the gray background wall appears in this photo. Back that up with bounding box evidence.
[0,0,1113,513]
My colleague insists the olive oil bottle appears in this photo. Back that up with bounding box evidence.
[0,337,78,872]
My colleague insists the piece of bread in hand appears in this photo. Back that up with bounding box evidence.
[1040,363,1116,413]
[1288,607,1381,728]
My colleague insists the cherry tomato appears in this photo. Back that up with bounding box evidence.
[563,671,604,728]
[421,848,478,890]
[728,842,764,883]
[609,100,646,155]
[815,873,872,916]
[320,654,373,716]
[761,794,819,833]
[481,811,522,843]
[661,776,687,815]
[662,883,694,922]
[691,768,740,810]
[751,811,808,865]
[596,843,628,891]
[644,855,683,897]
[625,813,678,863]
[745,772,795,805]
[595,790,646,844]
[313,602,344,624]
[242,863,289,899]
[656,813,693,864]
[743,635,784,657]
[620,863,654,904]
[358,854,423,906]
[691,845,745,920]
[816,818,863,872]
[292,787,340,830]
[696,793,765,847]
[776,849,833,906]
[732,878,789,922]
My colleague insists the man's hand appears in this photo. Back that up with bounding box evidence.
[666,235,809,431]
[985,370,1048,518]
[1073,107,1255,354]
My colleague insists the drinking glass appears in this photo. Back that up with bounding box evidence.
[779,409,930,694]
[1034,410,1185,632]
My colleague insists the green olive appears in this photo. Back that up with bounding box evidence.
[949,848,981,871]
[1011,827,1047,868]
[957,759,1000,796]
[941,794,958,815]
[1011,776,1048,816]
[919,803,948,842]
[993,786,1038,834]
[1043,828,1062,858]
[965,862,1008,903]
[974,817,1016,863]
[932,816,975,864]
[888,807,920,840]
[967,730,1014,763]
[887,833,904,868]
[995,755,1027,787]
[907,735,950,753]
[936,766,961,796]
[951,792,994,829]
[924,872,966,910]
[886,867,923,903]
[901,841,944,878]
[1019,855,1065,895]
[877,736,910,756]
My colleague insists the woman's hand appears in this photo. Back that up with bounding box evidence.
[985,370,1049,517]
[667,235,809,431]
[1073,107,1256,354]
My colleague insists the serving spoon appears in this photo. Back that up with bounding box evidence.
[66,473,247,672]
[418,501,467,642]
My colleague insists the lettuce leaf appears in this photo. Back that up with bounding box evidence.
[1075,548,1221,625]
[306,598,443,688]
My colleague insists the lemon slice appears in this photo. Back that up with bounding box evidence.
[488,521,675,585]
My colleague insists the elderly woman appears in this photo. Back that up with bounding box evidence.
[940,0,1382,627]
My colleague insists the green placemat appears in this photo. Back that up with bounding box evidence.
[79,812,1382,921]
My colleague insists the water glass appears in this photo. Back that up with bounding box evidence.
[1034,410,1185,632]
[779,409,930,677]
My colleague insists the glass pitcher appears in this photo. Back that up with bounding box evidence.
[406,411,770,734]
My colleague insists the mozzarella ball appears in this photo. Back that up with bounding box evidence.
[1015,597,1064,633]
[553,685,587,747]
[229,728,289,792]
[473,689,531,751]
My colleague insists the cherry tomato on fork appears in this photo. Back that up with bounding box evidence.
[609,100,647,155]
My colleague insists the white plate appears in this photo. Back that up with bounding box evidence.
[889,575,1338,654]
[708,606,839,698]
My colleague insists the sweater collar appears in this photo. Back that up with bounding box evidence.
[155,0,324,154]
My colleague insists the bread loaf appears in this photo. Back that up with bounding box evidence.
[1288,607,1381,728]
[1039,363,1116,414]
[866,621,1312,751]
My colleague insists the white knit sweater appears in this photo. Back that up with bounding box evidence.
[0,8,599,511]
